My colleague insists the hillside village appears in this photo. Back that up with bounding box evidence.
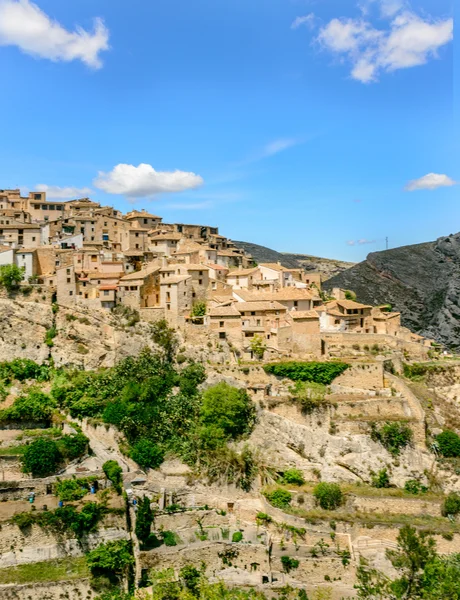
[0,188,433,361]
[2,188,460,600]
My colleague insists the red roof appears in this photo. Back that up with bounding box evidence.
[99,285,118,291]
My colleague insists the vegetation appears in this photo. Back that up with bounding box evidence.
[191,300,207,318]
[263,361,349,385]
[442,493,460,517]
[313,483,343,510]
[289,381,328,414]
[264,488,292,509]
[131,439,164,470]
[0,264,24,292]
[135,496,154,547]
[436,430,460,458]
[0,389,56,424]
[21,438,62,477]
[0,358,50,382]
[370,421,413,456]
[232,531,243,542]
[103,460,123,494]
[86,540,134,585]
[55,476,97,501]
[250,335,267,360]
[404,480,428,495]
[344,290,357,301]
[371,468,391,489]
[281,468,305,486]
[0,557,88,584]
[355,525,460,599]
[280,556,299,573]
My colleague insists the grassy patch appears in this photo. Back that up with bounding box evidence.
[0,443,28,456]
[0,557,88,584]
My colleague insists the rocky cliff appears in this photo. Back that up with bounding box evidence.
[325,233,460,349]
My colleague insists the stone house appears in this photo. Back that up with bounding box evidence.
[236,300,288,343]
[317,300,374,333]
[226,267,259,290]
[149,232,182,256]
[207,263,228,282]
[208,305,242,343]
[0,223,41,248]
[118,265,161,309]
[125,209,162,230]
[216,250,243,268]
[258,263,301,287]
[371,307,401,335]
[160,275,192,324]
[14,248,37,280]
[233,288,321,312]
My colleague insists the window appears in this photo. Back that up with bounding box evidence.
[91,255,97,262]
[67,278,71,283]
[69,291,73,296]
[143,218,148,224]
[32,237,36,242]
[49,205,55,211]
[66,268,70,274]
[251,311,255,316]
[135,232,139,237]
[34,193,41,200]
[167,304,171,310]
[220,321,224,327]
[198,279,202,285]
[294,301,298,307]
[335,319,340,325]
[41,204,48,210]
[199,271,203,276]
[219,332,226,339]
[104,290,109,296]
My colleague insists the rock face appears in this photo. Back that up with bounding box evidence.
[233,241,354,279]
[325,233,460,349]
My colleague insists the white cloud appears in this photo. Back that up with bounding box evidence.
[262,138,300,157]
[94,163,204,198]
[405,173,457,191]
[36,184,93,199]
[316,5,453,83]
[291,14,315,30]
[0,0,109,68]
[347,239,376,246]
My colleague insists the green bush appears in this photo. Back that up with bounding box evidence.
[135,496,154,547]
[162,530,180,546]
[404,480,427,495]
[55,477,96,501]
[45,326,57,348]
[0,390,55,423]
[370,422,413,456]
[264,488,292,509]
[289,381,328,414]
[436,430,460,458]
[131,439,164,470]
[103,460,123,494]
[57,433,89,460]
[0,264,24,292]
[264,361,349,385]
[232,531,243,542]
[22,438,61,477]
[442,493,460,517]
[86,540,133,583]
[281,468,305,486]
[371,468,391,489]
[200,382,256,440]
[0,358,50,382]
[280,556,299,573]
[313,482,343,510]
[256,512,273,525]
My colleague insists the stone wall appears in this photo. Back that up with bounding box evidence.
[0,578,94,600]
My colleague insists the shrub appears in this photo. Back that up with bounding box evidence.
[404,480,427,495]
[151,319,178,362]
[256,512,273,525]
[371,468,391,489]
[22,438,61,477]
[282,468,305,486]
[45,326,57,347]
[162,530,180,546]
[190,301,207,318]
[131,439,164,470]
[250,335,267,360]
[442,493,460,517]
[103,460,123,494]
[232,531,243,542]
[265,488,292,509]
[0,358,50,382]
[281,556,299,573]
[55,477,95,501]
[0,390,55,423]
[264,361,349,385]
[436,430,460,458]
[57,433,88,460]
[370,422,413,456]
[313,482,343,510]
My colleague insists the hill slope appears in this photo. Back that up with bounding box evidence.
[233,241,354,279]
[325,232,460,348]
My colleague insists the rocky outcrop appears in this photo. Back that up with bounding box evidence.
[325,233,460,348]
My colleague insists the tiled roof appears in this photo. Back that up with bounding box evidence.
[235,288,318,301]
[236,301,286,312]
[119,265,161,281]
[290,310,320,319]
[209,306,241,317]
[336,299,373,310]
[160,275,191,284]
[227,268,258,277]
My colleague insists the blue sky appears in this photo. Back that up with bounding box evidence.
[0,0,455,261]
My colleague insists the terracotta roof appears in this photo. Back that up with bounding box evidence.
[206,263,228,271]
[126,210,161,219]
[123,249,148,256]
[150,232,182,241]
[259,263,290,272]
[209,306,241,317]
[236,301,286,312]
[99,285,118,291]
[180,264,209,271]
[87,272,124,280]
[227,268,258,277]
[290,310,320,319]
[217,250,240,257]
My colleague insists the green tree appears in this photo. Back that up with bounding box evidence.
[135,496,154,547]
[265,488,292,509]
[180,565,202,596]
[103,460,123,494]
[436,430,460,458]
[151,319,178,362]
[370,422,413,456]
[86,540,133,584]
[282,468,305,486]
[371,468,391,489]
[313,483,343,510]
[250,335,267,360]
[22,438,61,477]
[191,300,207,318]
[131,439,164,470]
[200,382,256,440]
[442,493,460,517]
[0,264,24,292]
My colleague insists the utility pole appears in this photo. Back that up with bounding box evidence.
[385,237,389,250]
